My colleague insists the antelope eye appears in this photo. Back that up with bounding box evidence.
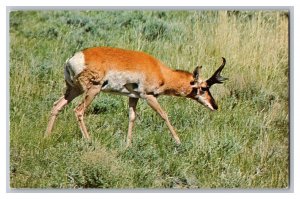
[201,87,209,92]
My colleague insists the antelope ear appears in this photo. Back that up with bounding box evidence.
[193,66,202,81]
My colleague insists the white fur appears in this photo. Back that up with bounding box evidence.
[64,51,85,86]
[197,95,215,110]
[101,71,145,98]
[68,51,85,75]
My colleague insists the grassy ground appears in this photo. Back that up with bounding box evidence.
[9,10,289,189]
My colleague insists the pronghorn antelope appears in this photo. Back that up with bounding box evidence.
[45,47,227,146]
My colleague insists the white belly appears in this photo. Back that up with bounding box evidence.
[101,71,145,98]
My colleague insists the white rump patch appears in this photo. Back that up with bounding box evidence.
[64,51,85,86]
[67,51,85,76]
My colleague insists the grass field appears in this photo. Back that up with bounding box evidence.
[9,10,289,189]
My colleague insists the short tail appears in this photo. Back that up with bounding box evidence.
[64,60,75,87]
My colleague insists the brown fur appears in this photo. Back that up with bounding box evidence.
[82,47,194,97]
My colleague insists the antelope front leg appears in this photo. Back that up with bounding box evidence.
[126,97,139,148]
[142,94,181,145]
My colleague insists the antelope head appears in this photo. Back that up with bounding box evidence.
[190,57,228,111]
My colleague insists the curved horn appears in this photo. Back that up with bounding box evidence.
[206,57,228,86]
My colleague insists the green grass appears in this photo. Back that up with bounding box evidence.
[9,10,289,189]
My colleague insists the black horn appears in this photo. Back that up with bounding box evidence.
[206,57,228,86]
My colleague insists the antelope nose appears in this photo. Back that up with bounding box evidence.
[212,104,218,110]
